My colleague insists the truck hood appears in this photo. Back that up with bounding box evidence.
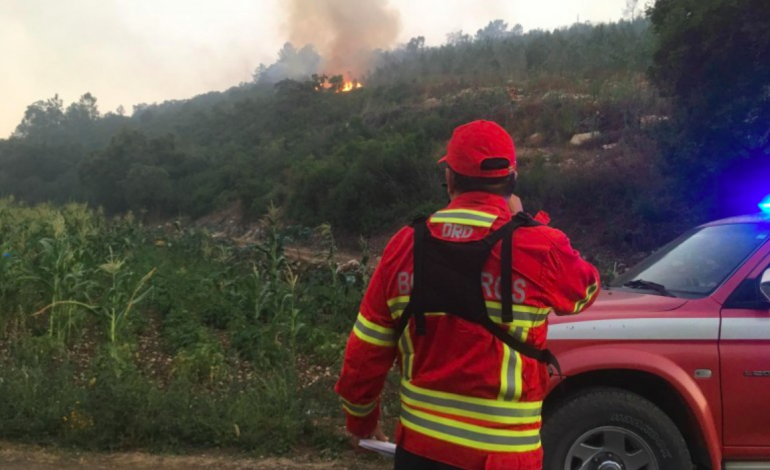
[549,288,688,324]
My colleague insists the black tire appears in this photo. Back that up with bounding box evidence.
[542,388,692,470]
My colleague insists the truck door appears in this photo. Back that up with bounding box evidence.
[720,252,770,447]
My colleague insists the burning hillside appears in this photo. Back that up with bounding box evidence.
[284,0,401,79]
[312,74,364,92]
[341,81,363,92]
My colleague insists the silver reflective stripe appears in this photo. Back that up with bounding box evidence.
[401,407,541,447]
[502,346,519,401]
[722,318,770,340]
[389,300,409,318]
[512,326,525,342]
[549,318,720,341]
[573,282,600,313]
[354,318,394,343]
[724,463,770,470]
[399,328,413,380]
[401,383,540,419]
[342,399,376,415]
[487,305,547,324]
[431,212,496,225]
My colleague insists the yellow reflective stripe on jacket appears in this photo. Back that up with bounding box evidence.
[400,403,542,452]
[388,296,446,321]
[392,311,447,321]
[486,301,550,327]
[498,344,523,402]
[573,282,599,314]
[398,325,415,381]
[390,297,549,327]
[429,209,498,228]
[388,296,411,320]
[496,321,531,402]
[400,381,541,425]
[353,313,395,347]
[510,325,529,343]
[341,397,377,417]
[434,208,498,219]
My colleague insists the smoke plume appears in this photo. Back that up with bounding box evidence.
[285,0,402,79]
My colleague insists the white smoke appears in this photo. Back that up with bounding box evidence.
[284,0,402,78]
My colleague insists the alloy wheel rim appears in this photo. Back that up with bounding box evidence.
[564,425,659,470]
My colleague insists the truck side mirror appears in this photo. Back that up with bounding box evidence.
[761,268,770,303]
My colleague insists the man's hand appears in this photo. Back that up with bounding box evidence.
[508,194,523,214]
[350,422,389,450]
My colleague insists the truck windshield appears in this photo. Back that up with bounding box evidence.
[611,223,770,298]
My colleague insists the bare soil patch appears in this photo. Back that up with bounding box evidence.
[0,442,391,470]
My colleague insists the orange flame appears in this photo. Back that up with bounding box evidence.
[341,81,363,92]
[315,78,364,93]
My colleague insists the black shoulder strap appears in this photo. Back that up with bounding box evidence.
[412,219,427,336]
[501,222,514,323]
[481,216,525,323]
[397,218,427,337]
[492,213,542,323]
[479,213,561,376]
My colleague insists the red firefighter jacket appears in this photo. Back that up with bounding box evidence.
[335,192,601,470]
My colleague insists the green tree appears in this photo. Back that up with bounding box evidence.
[406,36,426,54]
[476,20,510,41]
[13,94,65,141]
[446,30,472,45]
[124,164,172,212]
[649,0,770,213]
[80,130,149,212]
[66,93,100,122]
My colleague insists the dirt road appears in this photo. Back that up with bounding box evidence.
[0,442,391,470]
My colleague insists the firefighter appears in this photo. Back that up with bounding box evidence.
[335,120,600,470]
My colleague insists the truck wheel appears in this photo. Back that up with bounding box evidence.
[542,388,692,470]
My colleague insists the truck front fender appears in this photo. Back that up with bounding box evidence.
[548,346,722,470]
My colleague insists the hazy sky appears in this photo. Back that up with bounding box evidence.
[0,0,628,138]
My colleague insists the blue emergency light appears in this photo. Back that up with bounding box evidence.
[760,195,770,214]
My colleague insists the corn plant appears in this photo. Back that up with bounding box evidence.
[33,248,155,351]
[249,264,275,323]
[19,213,96,343]
[0,245,17,333]
[98,249,156,346]
[246,203,293,324]
[254,204,288,285]
[277,268,304,354]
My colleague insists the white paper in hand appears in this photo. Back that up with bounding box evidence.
[359,438,397,458]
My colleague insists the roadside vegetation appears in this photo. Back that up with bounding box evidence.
[0,199,395,453]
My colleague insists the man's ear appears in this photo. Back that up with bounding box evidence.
[445,168,456,200]
[508,171,518,194]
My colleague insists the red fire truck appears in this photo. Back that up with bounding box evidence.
[542,212,770,470]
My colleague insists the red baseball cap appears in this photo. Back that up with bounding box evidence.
[438,120,516,178]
